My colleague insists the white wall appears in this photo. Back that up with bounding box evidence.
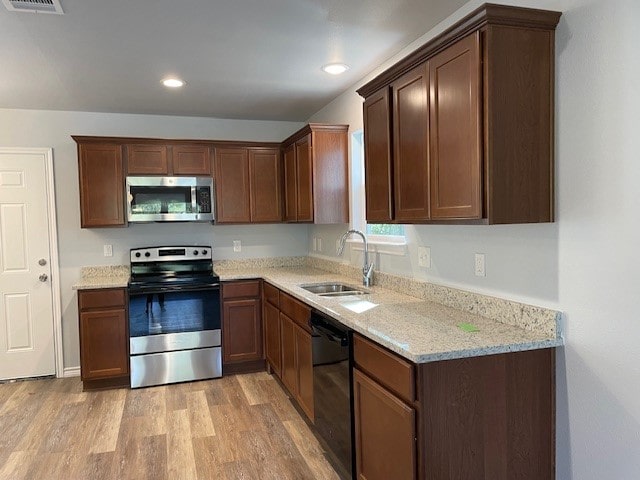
[0,108,307,369]
[308,0,640,478]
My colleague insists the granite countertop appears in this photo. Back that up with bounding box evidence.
[215,266,563,364]
[71,261,562,364]
[72,265,129,290]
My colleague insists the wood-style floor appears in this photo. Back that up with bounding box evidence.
[0,372,340,480]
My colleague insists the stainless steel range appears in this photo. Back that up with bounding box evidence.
[127,246,221,388]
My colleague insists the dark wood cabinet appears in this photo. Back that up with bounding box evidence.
[353,331,556,480]
[249,148,282,222]
[353,368,416,480]
[76,142,125,228]
[215,147,282,224]
[280,312,297,395]
[294,134,314,222]
[264,286,314,422]
[363,88,393,223]
[78,288,129,390]
[357,4,561,225]
[282,124,349,224]
[127,144,210,176]
[172,145,211,175]
[283,144,297,222]
[214,147,251,223]
[429,32,482,220]
[263,282,281,377]
[126,144,169,175]
[221,281,263,373]
[392,64,430,222]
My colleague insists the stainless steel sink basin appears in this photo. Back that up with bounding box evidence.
[300,283,367,297]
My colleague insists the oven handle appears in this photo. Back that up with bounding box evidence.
[128,283,220,295]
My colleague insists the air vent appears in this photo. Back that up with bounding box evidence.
[2,0,63,14]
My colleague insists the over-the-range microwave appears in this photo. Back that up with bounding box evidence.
[126,176,215,223]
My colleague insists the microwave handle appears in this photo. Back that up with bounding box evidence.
[191,185,197,214]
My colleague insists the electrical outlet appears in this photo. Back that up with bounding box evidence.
[336,238,341,254]
[312,237,317,252]
[233,240,241,253]
[474,253,486,277]
[103,244,113,257]
[317,238,322,252]
[418,246,431,268]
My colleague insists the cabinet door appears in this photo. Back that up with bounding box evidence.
[127,144,169,175]
[363,88,393,223]
[295,323,314,421]
[214,148,251,223]
[222,298,262,364]
[172,145,211,175]
[295,135,314,222]
[80,308,128,380]
[280,313,297,395]
[429,32,482,219]
[78,143,125,227]
[249,148,282,222]
[283,144,297,222]
[353,368,416,480]
[263,301,281,377]
[392,64,430,222]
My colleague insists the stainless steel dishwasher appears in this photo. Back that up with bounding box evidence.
[310,310,355,480]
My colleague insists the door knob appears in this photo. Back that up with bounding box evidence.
[38,258,47,266]
[39,274,48,282]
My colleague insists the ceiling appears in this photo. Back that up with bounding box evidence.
[0,0,467,121]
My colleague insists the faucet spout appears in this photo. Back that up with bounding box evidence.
[337,229,374,287]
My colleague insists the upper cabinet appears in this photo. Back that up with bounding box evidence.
[75,140,125,228]
[214,146,282,224]
[358,4,561,225]
[282,124,349,224]
[126,143,211,176]
[73,125,347,228]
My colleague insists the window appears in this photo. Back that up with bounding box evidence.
[352,130,406,246]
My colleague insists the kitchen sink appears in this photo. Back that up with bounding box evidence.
[300,282,368,297]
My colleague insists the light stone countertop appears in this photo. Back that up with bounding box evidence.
[71,261,562,364]
[215,266,563,364]
[72,265,129,290]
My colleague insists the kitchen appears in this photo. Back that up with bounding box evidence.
[0,0,639,479]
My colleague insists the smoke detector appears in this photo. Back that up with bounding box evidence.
[2,0,64,14]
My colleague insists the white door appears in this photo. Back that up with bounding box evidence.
[0,150,56,379]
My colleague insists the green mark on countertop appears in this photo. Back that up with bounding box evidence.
[458,322,480,333]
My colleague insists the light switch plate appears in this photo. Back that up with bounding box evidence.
[317,238,322,252]
[418,246,431,268]
[233,240,241,253]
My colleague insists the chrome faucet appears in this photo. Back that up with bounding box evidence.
[337,229,374,287]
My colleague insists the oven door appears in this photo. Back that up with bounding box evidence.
[128,283,221,355]
[128,283,222,388]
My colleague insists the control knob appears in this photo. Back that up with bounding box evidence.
[193,250,199,255]
[202,249,208,255]
[135,252,141,258]
[144,252,151,257]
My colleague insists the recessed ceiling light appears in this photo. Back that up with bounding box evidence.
[321,63,350,75]
[162,78,185,88]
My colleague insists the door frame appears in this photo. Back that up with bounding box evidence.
[0,147,63,378]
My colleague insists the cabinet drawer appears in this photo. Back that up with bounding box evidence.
[79,288,126,310]
[279,292,311,331]
[354,333,415,403]
[263,282,279,307]
[222,280,261,299]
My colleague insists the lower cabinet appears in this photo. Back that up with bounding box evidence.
[263,284,314,422]
[353,368,416,480]
[78,288,129,390]
[221,280,264,373]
